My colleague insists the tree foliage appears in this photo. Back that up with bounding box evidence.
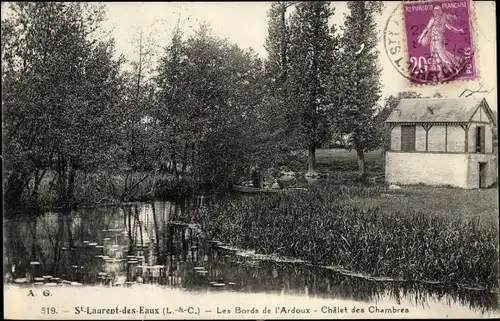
[259,1,306,167]
[2,3,123,210]
[3,1,444,213]
[155,25,265,191]
[330,1,383,178]
[287,1,339,173]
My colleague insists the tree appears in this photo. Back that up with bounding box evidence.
[156,24,265,191]
[264,1,295,91]
[2,3,123,210]
[246,1,307,169]
[154,23,186,180]
[111,26,160,201]
[261,2,299,165]
[332,1,383,178]
[123,27,158,169]
[288,1,338,175]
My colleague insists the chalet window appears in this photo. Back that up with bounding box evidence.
[476,126,485,153]
[401,125,416,152]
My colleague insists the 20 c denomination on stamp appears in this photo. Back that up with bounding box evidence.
[384,0,477,84]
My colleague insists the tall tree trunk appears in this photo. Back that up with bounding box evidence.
[31,169,46,209]
[123,171,130,202]
[307,145,317,174]
[181,142,188,176]
[191,142,197,180]
[67,166,77,209]
[307,6,320,177]
[356,146,366,179]
[56,153,67,208]
[280,5,287,83]
[171,141,178,180]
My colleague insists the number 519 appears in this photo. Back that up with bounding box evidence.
[41,307,57,314]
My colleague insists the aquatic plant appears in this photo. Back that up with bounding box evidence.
[198,184,499,290]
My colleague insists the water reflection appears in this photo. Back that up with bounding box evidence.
[3,199,498,315]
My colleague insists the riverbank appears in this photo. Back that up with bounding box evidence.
[4,170,200,218]
[4,186,498,318]
[198,182,499,290]
[4,148,380,217]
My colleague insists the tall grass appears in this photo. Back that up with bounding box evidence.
[198,184,499,290]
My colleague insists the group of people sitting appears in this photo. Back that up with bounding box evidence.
[240,165,308,189]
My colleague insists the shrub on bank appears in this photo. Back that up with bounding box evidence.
[73,171,199,205]
[198,184,499,290]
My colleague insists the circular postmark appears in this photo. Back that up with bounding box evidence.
[383,1,476,84]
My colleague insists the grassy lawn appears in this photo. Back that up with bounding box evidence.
[315,148,498,228]
[316,148,385,167]
[315,148,385,179]
[345,186,499,229]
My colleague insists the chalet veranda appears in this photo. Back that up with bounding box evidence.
[385,98,497,189]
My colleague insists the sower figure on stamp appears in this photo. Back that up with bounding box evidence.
[418,5,465,81]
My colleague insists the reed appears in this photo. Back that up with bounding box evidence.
[198,184,499,290]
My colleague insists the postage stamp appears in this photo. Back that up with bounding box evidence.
[402,0,476,84]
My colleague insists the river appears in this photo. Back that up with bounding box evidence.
[3,198,499,318]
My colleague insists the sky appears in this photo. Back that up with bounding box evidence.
[5,1,496,110]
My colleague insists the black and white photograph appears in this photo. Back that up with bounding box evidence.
[2,1,498,319]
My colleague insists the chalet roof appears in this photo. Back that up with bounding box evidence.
[385,98,494,124]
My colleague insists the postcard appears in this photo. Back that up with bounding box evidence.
[2,1,498,319]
